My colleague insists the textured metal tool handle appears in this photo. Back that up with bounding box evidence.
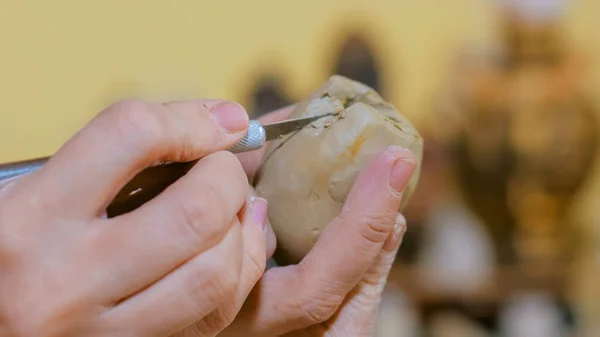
[0,120,266,184]
[0,120,267,216]
[227,120,266,154]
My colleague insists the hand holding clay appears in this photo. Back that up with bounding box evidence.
[227,76,421,336]
[0,75,420,337]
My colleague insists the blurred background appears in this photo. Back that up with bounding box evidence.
[1,0,600,336]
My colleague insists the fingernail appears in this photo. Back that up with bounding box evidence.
[207,100,249,133]
[383,214,407,253]
[389,155,416,194]
[249,196,268,232]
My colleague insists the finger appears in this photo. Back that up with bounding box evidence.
[265,216,277,260]
[330,214,407,335]
[222,146,417,336]
[105,220,244,337]
[294,146,415,308]
[277,217,407,337]
[94,151,248,299]
[178,196,269,337]
[26,99,249,217]
[236,105,295,181]
[247,186,276,259]
[232,196,269,301]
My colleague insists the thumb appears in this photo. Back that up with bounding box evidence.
[330,214,407,335]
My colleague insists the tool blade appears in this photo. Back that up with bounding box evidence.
[262,113,334,141]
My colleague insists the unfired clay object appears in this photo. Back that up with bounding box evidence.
[254,75,423,265]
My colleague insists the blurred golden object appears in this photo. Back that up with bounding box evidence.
[449,10,598,269]
[397,5,599,333]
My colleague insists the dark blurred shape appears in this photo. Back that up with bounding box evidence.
[333,34,383,94]
[454,102,518,265]
[423,302,497,334]
[248,74,292,118]
[502,15,564,68]
[498,0,566,68]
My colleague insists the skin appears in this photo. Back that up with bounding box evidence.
[0,100,415,337]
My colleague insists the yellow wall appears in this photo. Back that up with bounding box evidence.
[1,1,598,158]
[0,0,499,162]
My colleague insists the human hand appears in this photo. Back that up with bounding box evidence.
[226,106,416,337]
[0,99,273,336]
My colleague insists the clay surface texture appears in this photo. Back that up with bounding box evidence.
[255,75,423,265]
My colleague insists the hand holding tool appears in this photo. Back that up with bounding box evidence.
[0,113,333,216]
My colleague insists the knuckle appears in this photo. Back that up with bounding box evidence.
[105,99,164,152]
[243,249,266,283]
[176,183,230,246]
[217,152,249,194]
[203,307,237,334]
[182,264,238,315]
[300,290,344,324]
[202,151,247,188]
[208,267,238,303]
[352,212,394,245]
[361,262,393,289]
[212,151,246,178]
[218,266,239,300]
[204,150,248,195]
[173,152,247,250]
[109,98,149,112]
[183,324,206,337]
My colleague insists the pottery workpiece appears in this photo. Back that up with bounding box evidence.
[255,75,423,265]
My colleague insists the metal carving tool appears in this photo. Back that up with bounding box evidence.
[228,113,333,152]
[0,113,333,216]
